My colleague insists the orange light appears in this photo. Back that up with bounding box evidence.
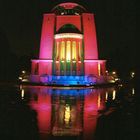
[98,93,101,108]
[105,92,108,101]
[98,63,101,76]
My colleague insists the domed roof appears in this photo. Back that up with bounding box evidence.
[51,2,87,15]
[56,24,81,34]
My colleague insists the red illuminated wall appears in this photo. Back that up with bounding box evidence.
[56,15,81,31]
[39,13,99,60]
[39,14,55,59]
[83,13,98,59]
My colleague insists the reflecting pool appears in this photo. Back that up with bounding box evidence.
[0,84,136,140]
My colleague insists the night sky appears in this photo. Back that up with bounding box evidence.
[0,0,136,79]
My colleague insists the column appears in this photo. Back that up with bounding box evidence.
[76,41,79,75]
[66,40,71,76]
[60,41,65,75]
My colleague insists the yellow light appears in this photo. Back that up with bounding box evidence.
[60,41,65,60]
[112,90,116,100]
[132,88,135,95]
[22,70,26,74]
[55,33,83,39]
[64,104,71,125]
[66,41,71,61]
[112,71,116,75]
[131,72,135,78]
[132,72,135,75]
[22,79,28,82]
[115,78,119,81]
[18,77,22,80]
[109,80,115,83]
[72,41,76,60]
[98,63,101,76]
[21,89,24,99]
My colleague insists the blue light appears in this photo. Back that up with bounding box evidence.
[40,75,96,85]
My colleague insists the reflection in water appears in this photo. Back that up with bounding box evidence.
[21,89,25,99]
[112,90,116,100]
[19,86,116,140]
[64,104,71,126]
[18,86,135,140]
[105,91,108,101]
[0,84,135,140]
[132,88,135,95]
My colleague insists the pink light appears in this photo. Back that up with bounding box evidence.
[30,2,107,82]
[84,60,106,62]
[31,59,53,62]
[30,93,51,133]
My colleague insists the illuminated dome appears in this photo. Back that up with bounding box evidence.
[51,2,87,15]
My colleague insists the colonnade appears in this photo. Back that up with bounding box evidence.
[53,39,84,76]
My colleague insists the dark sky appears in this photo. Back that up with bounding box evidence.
[0,0,136,73]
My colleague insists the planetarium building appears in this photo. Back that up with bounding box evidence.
[30,2,107,85]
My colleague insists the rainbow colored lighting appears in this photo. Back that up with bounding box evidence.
[30,2,107,85]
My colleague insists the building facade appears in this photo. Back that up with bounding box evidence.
[30,2,106,85]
